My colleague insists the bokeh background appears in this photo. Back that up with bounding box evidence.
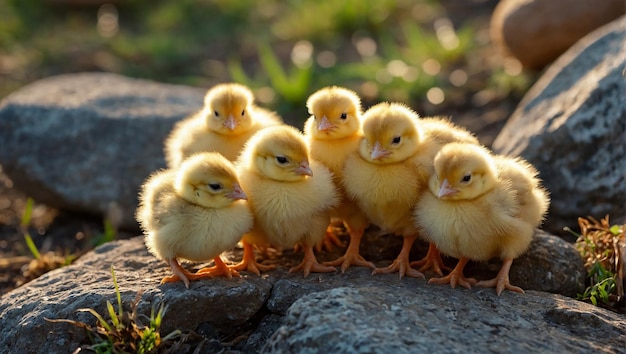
[0,0,534,145]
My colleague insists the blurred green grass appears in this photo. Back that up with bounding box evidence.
[0,0,532,127]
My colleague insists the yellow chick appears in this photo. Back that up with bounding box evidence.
[342,102,428,279]
[304,86,374,271]
[164,83,282,167]
[409,116,481,275]
[233,125,339,277]
[414,142,550,295]
[137,152,253,288]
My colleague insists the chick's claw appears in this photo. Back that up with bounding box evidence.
[195,257,240,279]
[290,246,336,277]
[372,259,425,279]
[428,257,476,289]
[232,241,275,275]
[474,258,524,296]
[324,253,375,273]
[411,242,451,276]
[290,261,337,277]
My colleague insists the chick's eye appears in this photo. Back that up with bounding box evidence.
[340,113,347,120]
[392,136,401,144]
[241,110,245,116]
[214,111,219,117]
[461,174,471,183]
[276,156,288,164]
[208,183,222,191]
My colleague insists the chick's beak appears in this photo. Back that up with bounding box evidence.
[370,142,391,160]
[318,115,336,132]
[226,183,247,200]
[294,161,313,176]
[438,179,458,199]
[224,114,237,130]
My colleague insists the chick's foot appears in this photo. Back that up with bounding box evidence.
[194,257,240,279]
[290,246,336,277]
[162,258,196,288]
[475,258,523,295]
[428,257,476,289]
[372,234,424,279]
[232,241,275,275]
[323,228,375,272]
[411,242,451,276]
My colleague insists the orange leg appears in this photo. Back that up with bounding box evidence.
[232,240,275,275]
[290,244,336,277]
[323,227,375,272]
[428,257,476,289]
[195,256,240,279]
[372,234,424,279]
[475,258,523,295]
[411,242,452,276]
[314,226,346,253]
[161,257,196,289]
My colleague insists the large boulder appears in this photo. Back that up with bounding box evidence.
[490,0,625,70]
[0,230,590,353]
[493,16,626,234]
[0,73,205,230]
[264,287,625,353]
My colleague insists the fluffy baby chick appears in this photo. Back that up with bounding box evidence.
[233,125,339,276]
[342,102,429,279]
[164,83,282,167]
[304,86,374,271]
[137,152,253,288]
[409,116,480,275]
[414,142,550,295]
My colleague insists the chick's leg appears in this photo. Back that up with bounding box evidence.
[232,240,274,275]
[323,227,375,272]
[161,258,195,289]
[290,244,336,277]
[372,234,424,279]
[428,257,476,289]
[411,242,452,276]
[475,258,523,295]
[315,226,346,253]
[195,256,240,279]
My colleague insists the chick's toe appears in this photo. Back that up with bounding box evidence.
[428,257,476,289]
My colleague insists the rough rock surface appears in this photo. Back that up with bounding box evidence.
[0,230,593,353]
[490,0,625,69]
[264,287,625,353]
[493,16,626,234]
[0,73,205,230]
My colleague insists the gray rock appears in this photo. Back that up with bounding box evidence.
[0,229,589,353]
[492,16,626,234]
[264,287,626,353]
[490,0,625,69]
[0,73,205,230]
[0,237,271,354]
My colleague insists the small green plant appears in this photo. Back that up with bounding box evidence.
[18,197,76,284]
[20,197,40,260]
[569,216,624,308]
[46,266,180,353]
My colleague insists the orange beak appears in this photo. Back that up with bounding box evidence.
[438,178,458,199]
[226,183,247,200]
[370,142,391,160]
[317,115,336,132]
[224,114,237,130]
[294,160,313,176]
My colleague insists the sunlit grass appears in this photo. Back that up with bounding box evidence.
[46,266,181,353]
[567,216,624,309]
